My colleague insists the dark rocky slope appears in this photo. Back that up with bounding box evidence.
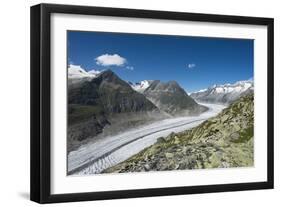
[143,80,207,116]
[67,70,164,152]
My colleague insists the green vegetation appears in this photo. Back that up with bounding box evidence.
[105,94,254,173]
[233,126,254,143]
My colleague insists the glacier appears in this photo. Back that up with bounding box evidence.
[67,102,226,175]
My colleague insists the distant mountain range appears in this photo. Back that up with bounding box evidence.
[190,80,253,103]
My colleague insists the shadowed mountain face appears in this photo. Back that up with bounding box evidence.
[67,70,163,152]
[69,70,158,114]
[143,80,206,116]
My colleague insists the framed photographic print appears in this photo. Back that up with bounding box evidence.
[30,3,274,203]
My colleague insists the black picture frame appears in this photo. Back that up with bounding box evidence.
[30,3,274,204]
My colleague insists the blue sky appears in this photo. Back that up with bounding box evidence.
[68,31,253,92]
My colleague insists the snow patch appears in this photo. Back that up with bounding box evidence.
[129,80,153,93]
[192,79,253,95]
[190,79,254,103]
[197,88,207,93]
[68,64,101,79]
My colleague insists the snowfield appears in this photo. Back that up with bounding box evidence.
[129,80,153,93]
[67,103,226,175]
[68,64,101,79]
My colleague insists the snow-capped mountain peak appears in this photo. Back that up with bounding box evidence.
[68,64,101,79]
[88,69,102,76]
[197,88,208,93]
[129,80,154,93]
[207,80,253,94]
[190,79,253,104]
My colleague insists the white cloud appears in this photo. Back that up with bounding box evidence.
[126,66,134,70]
[187,63,196,69]
[95,54,127,66]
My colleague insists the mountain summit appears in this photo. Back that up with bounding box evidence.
[143,80,207,115]
[69,70,159,114]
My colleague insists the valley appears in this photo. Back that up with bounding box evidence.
[106,94,254,173]
[68,102,225,175]
[67,65,253,175]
